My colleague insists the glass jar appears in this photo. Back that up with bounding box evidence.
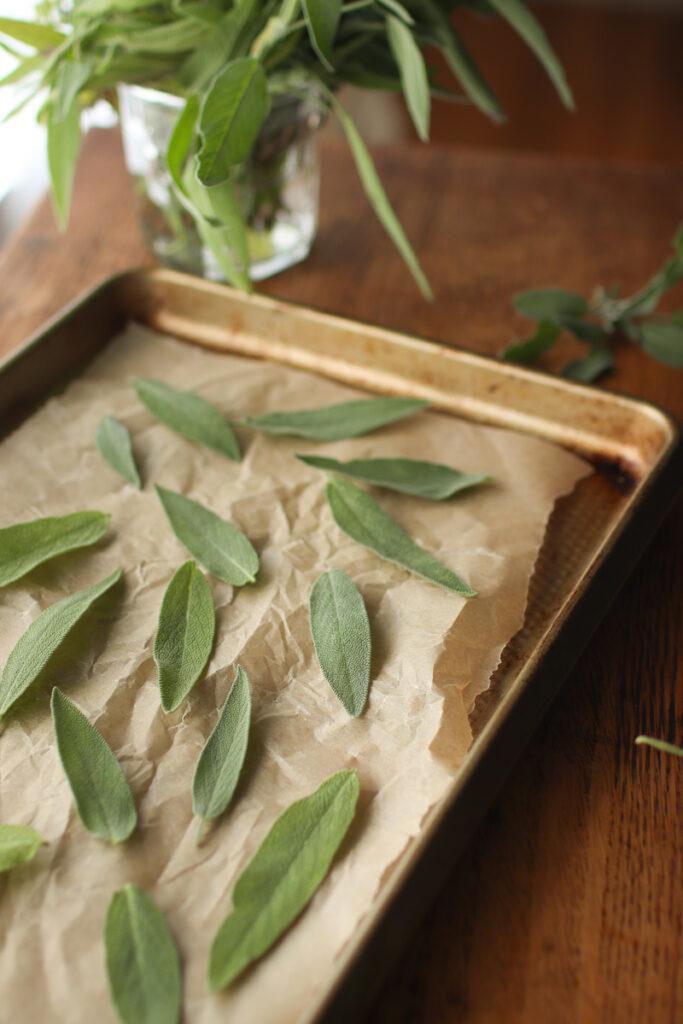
[118,83,322,282]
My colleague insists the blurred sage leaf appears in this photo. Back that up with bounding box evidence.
[47,90,81,229]
[0,16,65,48]
[326,478,476,595]
[500,320,560,364]
[298,453,490,501]
[97,415,141,488]
[209,769,359,989]
[197,57,270,185]
[635,736,683,758]
[639,320,683,369]
[301,0,341,71]
[486,0,574,108]
[562,347,613,383]
[310,569,371,717]
[105,884,182,1024]
[386,13,430,142]
[154,561,215,712]
[156,486,259,586]
[0,569,122,719]
[51,687,137,844]
[134,377,241,461]
[0,824,44,872]
[244,396,428,441]
[0,510,109,587]
[514,289,587,322]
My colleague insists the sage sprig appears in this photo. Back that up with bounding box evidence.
[104,884,182,1024]
[502,224,683,380]
[310,569,371,717]
[154,561,215,713]
[326,479,476,596]
[0,510,109,588]
[244,396,428,442]
[192,665,251,839]
[134,378,241,461]
[96,415,141,488]
[51,688,137,844]
[298,454,490,501]
[209,769,359,990]
[0,568,122,720]
[156,486,258,587]
[0,824,44,872]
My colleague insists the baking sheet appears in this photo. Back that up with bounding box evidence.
[0,323,589,1022]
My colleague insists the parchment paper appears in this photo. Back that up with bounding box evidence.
[0,324,589,1023]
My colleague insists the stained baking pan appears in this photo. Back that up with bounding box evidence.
[0,268,680,1022]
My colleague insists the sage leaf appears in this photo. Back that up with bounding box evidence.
[51,688,137,844]
[514,289,588,322]
[134,377,241,461]
[301,0,341,71]
[209,769,359,989]
[192,665,251,831]
[635,735,683,758]
[197,57,270,186]
[0,16,65,49]
[562,348,613,383]
[154,561,215,712]
[244,396,428,441]
[47,90,81,228]
[105,884,182,1024]
[298,454,490,501]
[326,478,476,596]
[0,510,109,587]
[486,0,574,109]
[96,415,142,488]
[156,486,258,586]
[0,824,43,872]
[310,569,371,717]
[0,568,123,719]
[501,320,560,364]
[386,13,430,142]
[639,320,683,369]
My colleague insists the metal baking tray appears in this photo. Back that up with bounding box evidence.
[1,268,680,1022]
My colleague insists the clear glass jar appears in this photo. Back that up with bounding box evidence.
[118,84,322,282]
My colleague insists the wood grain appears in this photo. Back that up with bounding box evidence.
[0,129,681,1023]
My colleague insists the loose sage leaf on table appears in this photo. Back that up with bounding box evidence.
[326,479,476,596]
[0,824,44,872]
[154,561,215,712]
[192,665,251,835]
[156,486,259,586]
[310,569,371,717]
[105,884,182,1024]
[244,396,428,442]
[134,378,241,461]
[298,453,490,501]
[51,687,137,844]
[209,768,359,990]
[96,415,142,488]
[0,568,122,720]
[0,510,109,588]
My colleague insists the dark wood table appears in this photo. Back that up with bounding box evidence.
[1,130,681,1023]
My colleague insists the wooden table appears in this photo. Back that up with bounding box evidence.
[1,130,681,1023]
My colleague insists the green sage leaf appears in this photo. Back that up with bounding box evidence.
[47,90,81,229]
[562,348,613,383]
[197,57,270,186]
[301,0,341,71]
[635,736,683,758]
[192,665,251,829]
[514,288,587,322]
[0,17,65,49]
[298,453,490,501]
[309,569,371,717]
[154,561,215,712]
[244,396,428,441]
[51,687,137,844]
[639,320,683,369]
[134,377,241,461]
[501,320,560,364]
[486,0,574,109]
[0,568,123,719]
[96,415,142,488]
[0,510,109,587]
[209,768,359,989]
[386,13,430,142]
[155,486,259,586]
[0,824,44,872]
[105,884,182,1024]
[326,478,476,596]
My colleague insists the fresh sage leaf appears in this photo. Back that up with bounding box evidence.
[639,320,683,369]
[514,288,587,322]
[209,768,359,989]
[301,0,341,71]
[0,16,65,49]
[154,561,215,712]
[0,510,109,587]
[97,415,142,488]
[386,13,430,142]
[309,569,371,717]
[486,0,574,109]
[501,320,560,364]
[156,486,258,586]
[0,824,44,872]
[197,57,270,186]
[326,478,476,596]
[47,90,81,228]
[134,377,241,461]
[562,347,613,383]
[298,453,490,501]
[635,736,683,758]
[192,665,251,833]
[105,884,182,1024]
[51,687,137,844]
[244,396,428,441]
[0,569,122,719]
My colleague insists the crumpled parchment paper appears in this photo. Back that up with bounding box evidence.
[0,324,589,1022]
